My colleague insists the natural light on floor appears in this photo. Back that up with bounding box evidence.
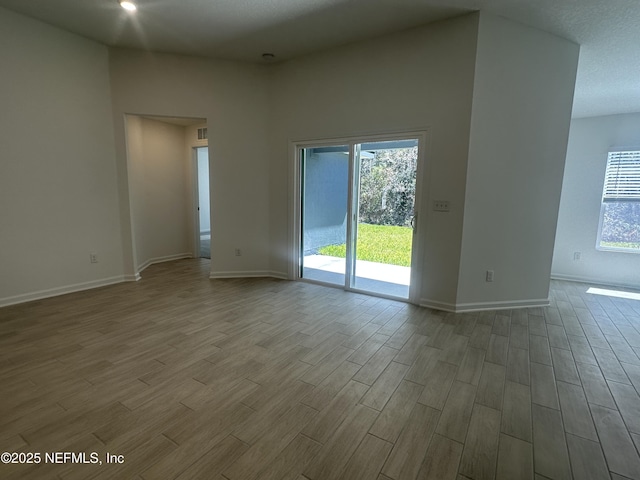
[586,287,640,301]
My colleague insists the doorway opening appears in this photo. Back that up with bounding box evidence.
[195,146,211,259]
[125,114,208,275]
[297,133,425,301]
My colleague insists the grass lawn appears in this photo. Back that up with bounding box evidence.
[600,241,640,250]
[318,223,413,266]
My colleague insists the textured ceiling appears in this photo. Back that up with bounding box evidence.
[1,0,639,118]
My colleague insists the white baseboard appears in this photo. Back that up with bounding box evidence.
[0,275,128,308]
[269,271,289,280]
[137,253,193,274]
[420,297,550,313]
[419,299,458,312]
[209,270,288,280]
[551,273,640,291]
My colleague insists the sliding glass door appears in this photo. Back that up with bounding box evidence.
[298,135,421,300]
[351,140,418,297]
[300,144,350,286]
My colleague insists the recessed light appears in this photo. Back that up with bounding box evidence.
[120,1,137,11]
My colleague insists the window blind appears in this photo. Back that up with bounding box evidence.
[602,150,640,202]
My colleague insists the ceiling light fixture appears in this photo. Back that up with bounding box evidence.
[120,1,137,12]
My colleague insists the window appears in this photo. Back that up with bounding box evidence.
[597,150,640,251]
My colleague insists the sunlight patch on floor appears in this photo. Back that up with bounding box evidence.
[586,287,640,301]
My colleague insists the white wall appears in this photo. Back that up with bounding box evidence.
[0,6,585,310]
[126,116,192,271]
[268,14,480,306]
[456,14,579,310]
[552,113,640,288]
[108,49,272,278]
[0,7,124,306]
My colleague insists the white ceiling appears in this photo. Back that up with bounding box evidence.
[1,0,638,118]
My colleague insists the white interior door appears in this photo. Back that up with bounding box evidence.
[195,146,210,259]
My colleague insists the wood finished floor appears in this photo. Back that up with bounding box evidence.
[1,259,640,480]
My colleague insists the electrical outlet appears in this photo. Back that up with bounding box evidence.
[235,248,242,256]
[90,253,98,264]
[433,200,450,212]
[573,252,581,261]
[486,270,494,282]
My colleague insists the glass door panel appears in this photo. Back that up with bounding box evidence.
[298,136,420,301]
[351,139,418,298]
[300,145,350,286]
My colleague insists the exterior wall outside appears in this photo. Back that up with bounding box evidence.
[303,151,349,253]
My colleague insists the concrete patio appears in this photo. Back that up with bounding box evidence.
[302,254,410,298]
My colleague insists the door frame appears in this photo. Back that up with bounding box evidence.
[192,146,210,258]
[290,130,430,304]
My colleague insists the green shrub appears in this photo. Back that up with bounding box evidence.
[359,147,417,227]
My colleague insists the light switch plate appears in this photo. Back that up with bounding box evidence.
[433,200,450,212]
